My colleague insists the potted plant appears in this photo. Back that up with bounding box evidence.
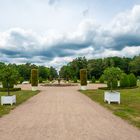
[80,69,87,90]
[0,66,19,105]
[31,69,38,91]
[103,67,122,104]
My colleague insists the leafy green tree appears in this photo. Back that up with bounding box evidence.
[104,67,122,91]
[49,67,58,80]
[128,73,137,87]
[38,66,50,80]
[0,66,19,95]
[120,73,130,87]
[130,56,140,76]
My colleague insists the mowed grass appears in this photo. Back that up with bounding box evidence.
[0,90,39,117]
[80,81,140,129]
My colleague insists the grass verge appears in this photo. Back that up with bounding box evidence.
[0,90,39,117]
[80,82,140,129]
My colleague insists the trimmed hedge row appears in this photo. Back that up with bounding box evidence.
[0,88,21,92]
[120,73,137,88]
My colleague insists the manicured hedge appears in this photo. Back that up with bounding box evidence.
[31,69,38,86]
[80,69,87,86]
[0,88,21,92]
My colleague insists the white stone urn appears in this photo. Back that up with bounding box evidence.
[104,91,120,104]
[1,95,16,105]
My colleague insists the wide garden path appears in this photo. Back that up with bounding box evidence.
[0,84,140,140]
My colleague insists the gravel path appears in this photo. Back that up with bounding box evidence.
[0,84,140,140]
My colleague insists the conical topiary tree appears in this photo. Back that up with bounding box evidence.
[31,69,38,91]
[80,69,87,88]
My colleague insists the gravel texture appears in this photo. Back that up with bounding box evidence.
[0,84,140,140]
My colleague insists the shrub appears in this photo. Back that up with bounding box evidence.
[120,73,130,87]
[91,76,96,83]
[73,76,78,83]
[0,88,21,92]
[128,73,137,87]
[80,69,87,86]
[39,77,43,83]
[99,75,105,83]
[31,69,38,86]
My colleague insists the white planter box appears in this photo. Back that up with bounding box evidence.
[81,86,87,90]
[104,91,120,104]
[32,86,38,91]
[1,95,16,105]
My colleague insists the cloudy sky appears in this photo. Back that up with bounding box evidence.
[0,0,140,69]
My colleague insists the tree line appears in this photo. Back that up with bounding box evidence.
[0,63,58,83]
[59,56,140,81]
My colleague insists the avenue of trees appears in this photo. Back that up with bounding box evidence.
[59,55,140,81]
[0,63,58,84]
[0,55,140,88]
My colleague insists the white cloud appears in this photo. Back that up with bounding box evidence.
[0,5,140,67]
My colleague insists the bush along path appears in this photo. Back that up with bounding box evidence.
[0,84,140,140]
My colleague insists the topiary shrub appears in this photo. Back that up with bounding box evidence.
[120,73,130,88]
[39,77,43,83]
[31,69,38,86]
[99,75,105,83]
[91,76,96,83]
[128,73,137,87]
[80,69,87,86]
[73,76,78,83]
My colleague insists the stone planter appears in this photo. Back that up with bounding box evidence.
[1,95,16,105]
[32,86,38,91]
[80,86,87,90]
[104,91,120,104]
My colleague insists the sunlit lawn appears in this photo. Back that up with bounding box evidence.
[80,81,140,129]
[0,90,39,117]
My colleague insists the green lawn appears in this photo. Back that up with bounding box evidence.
[80,82,140,129]
[0,90,39,117]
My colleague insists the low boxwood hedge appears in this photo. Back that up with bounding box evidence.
[0,88,21,92]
